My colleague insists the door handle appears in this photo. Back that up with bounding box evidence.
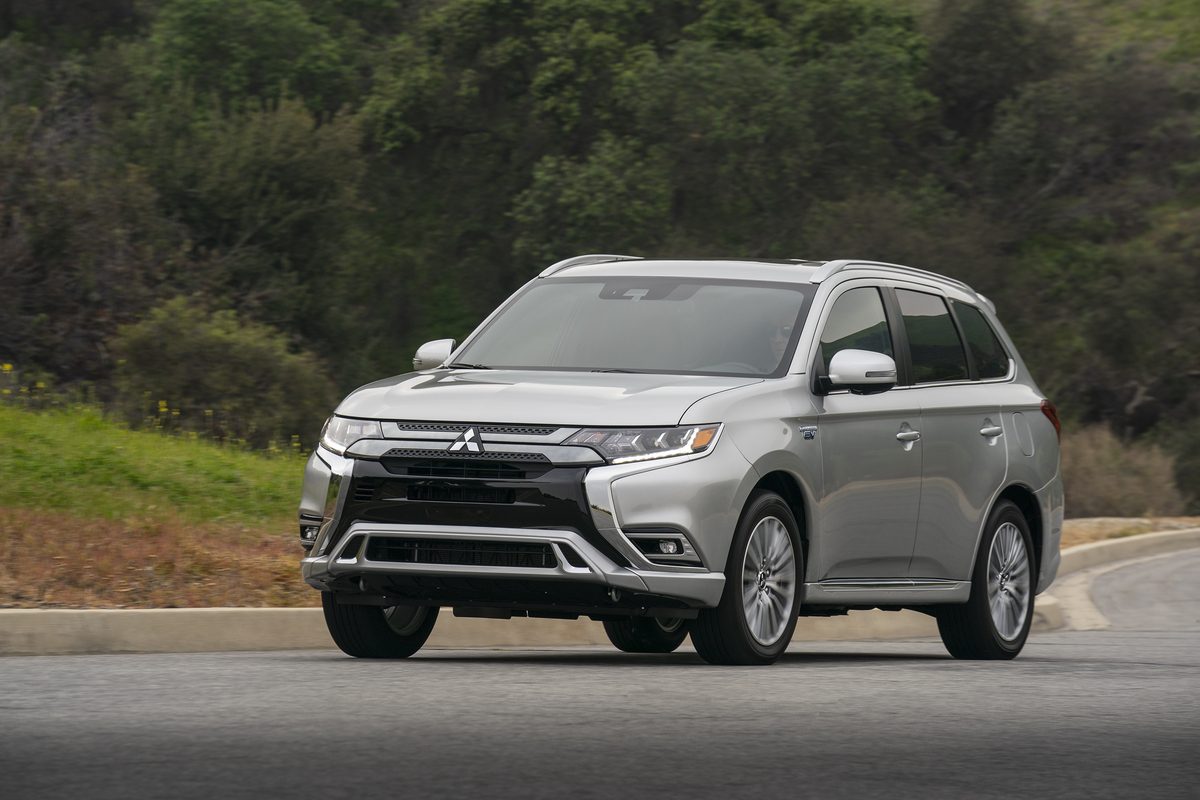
[979,425,1003,438]
[895,430,921,442]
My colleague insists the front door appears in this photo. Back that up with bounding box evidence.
[812,285,923,580]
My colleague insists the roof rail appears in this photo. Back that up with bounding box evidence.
[810,259,975,294]
[538,253,643,278]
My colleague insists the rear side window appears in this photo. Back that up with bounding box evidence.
[819,287,893,368]
[951,301,1010,379]
[895,289,968,383]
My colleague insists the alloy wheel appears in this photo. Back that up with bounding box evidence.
[740,515,797,646]
[987,522,1031,641]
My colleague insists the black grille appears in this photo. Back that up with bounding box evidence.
[366,538,557,569]
[478,425,559,436]
[382,452,550,480]
[328,459,632,568]
[406,484,515,504]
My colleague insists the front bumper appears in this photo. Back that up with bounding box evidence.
[297,434,746,609]
[300,520,725,607]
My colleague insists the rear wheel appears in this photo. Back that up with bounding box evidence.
[691,491,802,665]
[936,500,1035,660]
[322,592,439,658]
[603,616,689,653]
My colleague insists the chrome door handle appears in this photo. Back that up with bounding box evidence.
[895,430,921,442]
[979,426,1003,437]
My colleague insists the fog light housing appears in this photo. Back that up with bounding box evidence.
[627,531,702,566]
[299,513,324,550]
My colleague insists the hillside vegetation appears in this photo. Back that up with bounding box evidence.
[1,0,1197,504]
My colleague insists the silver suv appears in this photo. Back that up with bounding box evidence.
[299,256,1063,665]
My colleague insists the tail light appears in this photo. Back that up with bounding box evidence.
[1040,399,1061,442]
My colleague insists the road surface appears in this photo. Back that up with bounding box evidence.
[2,550,1197,799]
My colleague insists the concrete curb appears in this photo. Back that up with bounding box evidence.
[2,528,1195,655]
[1058,528,1200,574]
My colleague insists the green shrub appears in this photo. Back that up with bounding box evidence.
[110,298,337,448]
[1061,426,1189,518]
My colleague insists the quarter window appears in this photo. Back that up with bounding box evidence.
[819,287,893,369]
[895,289,968,383]
[951,301,1010,379]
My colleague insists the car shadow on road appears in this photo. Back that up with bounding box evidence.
[281,648,951,667]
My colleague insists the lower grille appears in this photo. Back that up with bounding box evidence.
[405,484,515,504]
[381,452,551,480]
[365,538,558,569]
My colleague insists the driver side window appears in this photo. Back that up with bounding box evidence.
[819,287,893,368]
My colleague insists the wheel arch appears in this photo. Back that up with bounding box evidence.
[992,483,1044,576]
[748,469,811,570]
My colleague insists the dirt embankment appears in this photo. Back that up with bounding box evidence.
[0,507,316,609]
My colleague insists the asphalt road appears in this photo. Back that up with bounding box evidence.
[2,551,1197,800]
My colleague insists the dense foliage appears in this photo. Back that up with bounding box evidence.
[0,0,1197,502]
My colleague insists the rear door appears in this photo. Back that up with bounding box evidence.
[893,288,1010,580]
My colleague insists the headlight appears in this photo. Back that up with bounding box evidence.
[320,415,384,455]
[565,424,720,464]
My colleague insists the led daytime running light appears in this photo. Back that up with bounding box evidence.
[567,424,720,464]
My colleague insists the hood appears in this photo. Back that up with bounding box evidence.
[335,369,762,427]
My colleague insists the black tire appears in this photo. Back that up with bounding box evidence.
[936,500,1035,660]
[691,490,803,665]
[603,617,689,653]
[322,592,439,658]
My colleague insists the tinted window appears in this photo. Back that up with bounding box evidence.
[952,301,1010,379]
[819,287,893,368]
[454,278,812,377]
[896,289,968,383]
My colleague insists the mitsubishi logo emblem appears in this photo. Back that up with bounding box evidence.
[448,427,484,453]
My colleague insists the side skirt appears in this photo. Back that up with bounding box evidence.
[802,578,970,606]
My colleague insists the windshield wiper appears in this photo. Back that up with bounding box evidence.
[591,368,640,373]
[443,362,492,370]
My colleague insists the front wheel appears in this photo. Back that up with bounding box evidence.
[603,616,689,653]
[936,500,1035,660]
[322,592,439,658]
[690,491,802,665]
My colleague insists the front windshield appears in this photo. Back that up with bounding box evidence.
[453,277,814,377]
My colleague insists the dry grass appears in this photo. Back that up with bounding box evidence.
[1061,426,1189,518]
[0,507,317,608]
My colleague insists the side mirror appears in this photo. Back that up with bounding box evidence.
[413,339,456,371]
[827,349,896,394]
